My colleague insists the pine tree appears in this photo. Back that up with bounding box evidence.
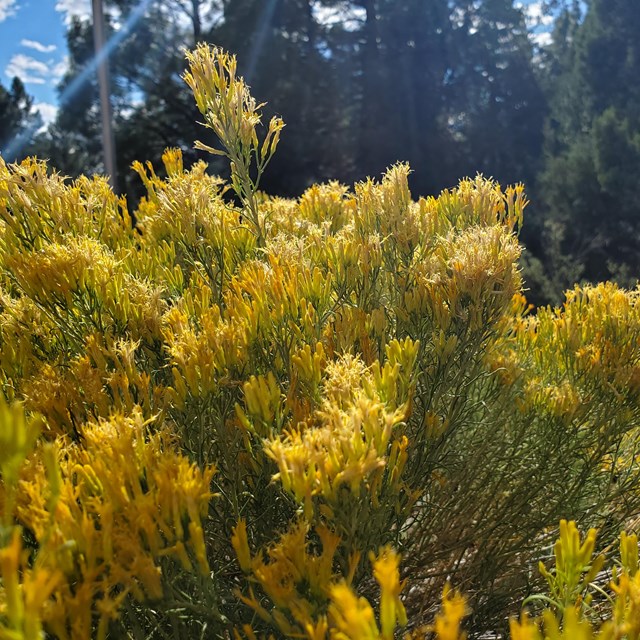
[0,77,42,161]
[537,0,640,297]
[448,0,547,189]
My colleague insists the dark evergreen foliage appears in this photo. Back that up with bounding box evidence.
[535,0,640,301]
[0,77,42,161]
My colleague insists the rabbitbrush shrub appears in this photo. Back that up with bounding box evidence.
[1,44,640,639]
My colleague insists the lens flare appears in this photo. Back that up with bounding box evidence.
[244,0,278,83]
[1,0,153,162]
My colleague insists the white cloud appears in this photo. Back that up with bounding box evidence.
[51,56,69,80]
[517,1,554,29]
[21,39,57,53]
[55,0,91,24]
[515,1,554,49]
[313,2,365,31]
[33,102,58,130]
[5,53,68,86]
[532,31,553,48]
[5,53,49,84]
[0,0,18,22]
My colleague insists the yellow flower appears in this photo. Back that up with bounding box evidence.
[371,546,407,639]
[620,531,639,576]
[0,397,41,487]
[542,607,594,640]
[509,612,542,640]
[265,392,397,504]
[0,528,62,640]
[433,584,469,640]
[328,583,379,640]
[232,519,252,573]
[556,520,598,570]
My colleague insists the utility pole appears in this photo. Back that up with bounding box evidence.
[92,0,118,192]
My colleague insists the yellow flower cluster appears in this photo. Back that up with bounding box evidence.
[487,283,640,501]
[259,338,417,520]
[184,44,284,245]
[0,528,62,640]
[0,156,132,250]
[232,521,407,640]
[508,523,640,640]
[493,282,640,411]
[537,520,605,613]
[431,585,469,640]
[2,408,214,639]
[427,524,640,640]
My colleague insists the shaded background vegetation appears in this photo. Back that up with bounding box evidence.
[1,0,639,305]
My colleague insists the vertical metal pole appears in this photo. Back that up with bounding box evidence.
[92,0,118,191]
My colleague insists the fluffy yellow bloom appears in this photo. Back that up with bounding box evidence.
[232,519,252,573]
[371,547,407,639]
[266,393,399,506]
[0,528,62,640]
[433,585,469,640]
[537,520,604,615]
[556,520,599,573]
[9,409,215,635]
[609,568,640,638]
[328,583,380,640]
[0,397,41,487]
[164,302,250,402]
[542,607,594,640]
[265,341,418,511]
[620,531,639,576]
[509,612,542,640]
[235,521,341,636]
[183,44,283,245]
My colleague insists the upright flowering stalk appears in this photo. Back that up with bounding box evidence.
[183,44,284,246]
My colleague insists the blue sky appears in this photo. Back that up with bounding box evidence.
[0,0,91,126]
[0,0,550,129]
